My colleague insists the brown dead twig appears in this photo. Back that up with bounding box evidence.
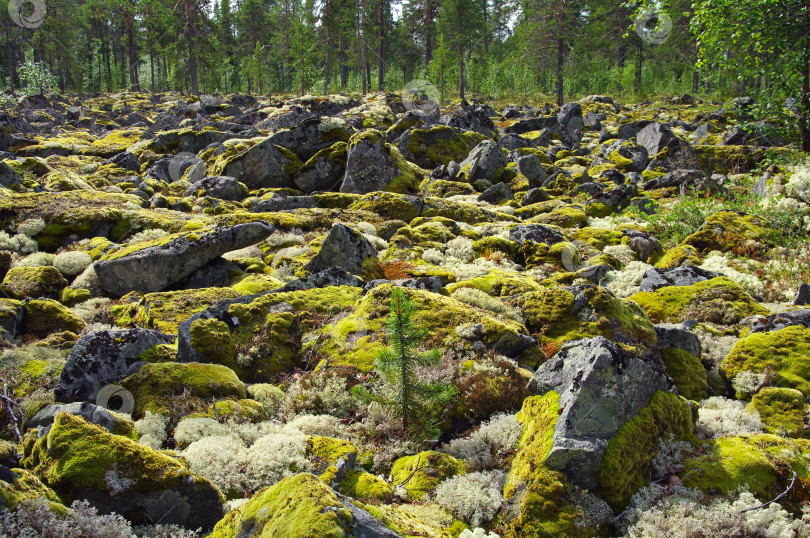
[739,471,798,514]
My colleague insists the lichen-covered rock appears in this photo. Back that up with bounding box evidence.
[340,130,426,195]
[307,436,358,486]
[629,276,768,324]
[2,266,68,300]
[748,308,810,334]
[183,175,246,201]
[0,298,25,340]
[720,325,810,397]
[209,137,301,189]
[457,140,507,183]
[390,451,466,500]
[338,470,393,501]
[396,125,486,170]
[0,467,65,514]
[304,223,378,276]
[21,412,224,530]
[526,336,671,490]
[209,473,398,538]
[747,388,805,437]
[54,328,176,403]
[120,361,246,418]
[118,287,240,334]
[95,221,274,296]
[682,210,769,253]
[294,142,348,193]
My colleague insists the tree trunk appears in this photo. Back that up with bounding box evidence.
[556,37,564,106]
[424,0,432,75]
[125,12,139,90]
[359,0,367,95]
[323,0,330,95]
[458,43,465,101]
[801,45,810,152]
[377,0,385,91]
[185,0,199,94]
[634,39,642,93]
[6,35,14,93]
[692,68,699,95]
[150,52,155,92]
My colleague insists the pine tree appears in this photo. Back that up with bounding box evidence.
[360,288,455,437]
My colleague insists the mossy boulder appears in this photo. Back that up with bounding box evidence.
[21,412,224,529]
[390,451,466,500]
[307,436,358,486]
[721,326,810,397]
[513,284,657,360]
[597,391,696,508]
[338,470,393,501]
[22,298,86,338]
[661,347,708,401]
[348,192,423,222]
[682,210,770,254]
[198,398,269,423]
[446,269,542,297]
[316,283,532,371]
[2,266,68,300]
[501,392,593,537]
[747,388,805,437]
[209,472,398,538]
[629,276,768,324]
[128,287,240,334]
[120,362,246,418]
[398,125,487,169]
[0,467,66,514]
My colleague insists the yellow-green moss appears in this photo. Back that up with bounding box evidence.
[23,299,86,338]
[120,362,246,418]
[628,276,768,324]
[446,269,542,297]
[230,273,284,295]
[338,470,393,501]
[2,266,68,300]
[132,288,240,335]
[682,211,770,254]
[747,388,805,437]
[208,473,351,538]
[597,391,696,508]
[348,192,422,222]
[0,467,66,515]
[391,451,466,500]
[655,244,702,269]
[406,126,486,168]
[721,326,810,397]
[662,347,708,401]
[307,436,358,485]
[501,392,590,537]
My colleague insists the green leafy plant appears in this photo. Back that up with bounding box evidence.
[17,60,59,97]
[355,288,455,440]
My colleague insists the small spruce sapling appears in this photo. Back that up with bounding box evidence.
[356,288,455,438]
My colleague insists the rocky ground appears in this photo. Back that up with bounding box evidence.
[0,90,810,537]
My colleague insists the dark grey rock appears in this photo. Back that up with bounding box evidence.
[26,401,129,433]
[622,229,663,262]
[523,188,551,205]
[509,224,566,245]
[795,283,810,306]
[638,266,720,293]
[341,133,402,194]
[748,309,810,334]
[183,175,245,201]
[516,154,546,184]
[655,323,702,358]
[95,222,274,296]
[253,195,320,212]
[218,137,298,189]
[526,336,670,489]
[304,224,377,275]
[102,151,140,173]
[478,182,514,204]
[54,329,176,403]
[558,103,584,132]
[460,140,508,183]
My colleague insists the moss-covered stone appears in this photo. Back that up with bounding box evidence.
[662,347,708,401]
[654,244,702,269]
[131,288,240,335]
[721,326,810,397]
[120,362,246,418]
[682,211,770,254]
[501,392,591,537]
[747,388,805,438]
[338,470,393,501]
[597,391,696,508]
[390,451,466,500]
[230,273,284,295]
[21,412,221,506]
[2,266,68,300]
[527,205,589,229]
[23,299,86,338]
[446,269,542,297]
[348,192,422,222]
[629,276,768,324]
[60,287,91,307]
[0,467,66,514]
[209,473,352,538]
[405,126,487,169]
[307,436,358,486]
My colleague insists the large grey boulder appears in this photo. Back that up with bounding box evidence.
[655,323,702,358]
[294,143,347,193]
[25,401,129,433]
[54,329,176,403]
[95,222,274,295]
[637,122,702,172]
[340,131,401,194]
[638,266,720,292]
[509,224,566,245]
[218,138,299,189]
[516,154,546,184]
[304,223,377,275]
[526,336,670,489]
[558,103,585,132]
[459,140,507,183]
[183,175,245,201]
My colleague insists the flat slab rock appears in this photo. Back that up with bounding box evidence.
[526,336,670,490]
[638,266,720,292]
[95,221,274,296]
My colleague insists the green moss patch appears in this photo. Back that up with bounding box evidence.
[391,451,466,500]
[747,388,805,437]
[662,347,709,401]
